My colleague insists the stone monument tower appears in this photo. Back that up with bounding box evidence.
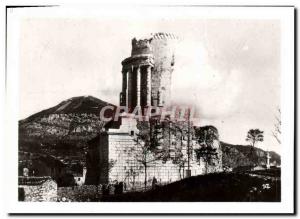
[120,33,178,112]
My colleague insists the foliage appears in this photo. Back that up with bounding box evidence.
[195,147,218,162]
[194,147,218,174]
[194,126,219,148]
[193,126,219,174]
[246,129,264,167]
[172,150,186,179]
[246,129,264,147]
[125,167,140,188]
[134,119,164,189]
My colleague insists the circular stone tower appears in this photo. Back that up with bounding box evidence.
[120,33,178,112]
[150,33,178,107]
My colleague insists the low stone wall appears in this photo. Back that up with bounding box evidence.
[57,185,102,202]
[19,180,57,202]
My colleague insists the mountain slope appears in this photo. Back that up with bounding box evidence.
[19,96,115,167]
[221,142,281,169]
[19,96,114,141]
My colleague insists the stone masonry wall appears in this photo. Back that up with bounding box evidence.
[107,116,217,190]
[98,132,109,184]
[108,116,184,188]
[19,180,57,202]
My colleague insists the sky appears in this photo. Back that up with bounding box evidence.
[19,17,281,153]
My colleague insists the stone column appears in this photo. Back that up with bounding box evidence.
[146,65,152,106]
[122,70,127,106]
[136,66,141,107]
[127,67,133,111]
[126,70,129,108]
[122,70,127,91]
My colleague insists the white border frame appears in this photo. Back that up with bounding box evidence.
[3,3,294,214]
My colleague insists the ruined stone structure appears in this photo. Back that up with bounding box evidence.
[106,116,223,189]
[120,33,178,112]
[18,176,57,202]
[86,33,222,188]
[108,115,195,188]
[85,133,109,185]
[194,126,223,174]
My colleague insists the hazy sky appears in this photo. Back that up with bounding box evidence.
[19,17,281,152]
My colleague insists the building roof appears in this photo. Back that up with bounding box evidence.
[19,176,55,186]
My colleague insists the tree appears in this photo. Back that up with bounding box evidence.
[133,119,164,190]
[272,108,281,145]
[173,153,186,179]
[194,126,219,174]
[194,126,219,148]
[246,129,264,167]
[165,118,192,179]
[125,167,139,189]
[194,147,218,174]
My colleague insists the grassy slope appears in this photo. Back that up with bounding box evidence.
[101,171,280,202]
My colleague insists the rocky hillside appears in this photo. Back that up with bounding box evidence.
[19,96,115,167]
[19,96,114,141]
[221,142,281,169]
